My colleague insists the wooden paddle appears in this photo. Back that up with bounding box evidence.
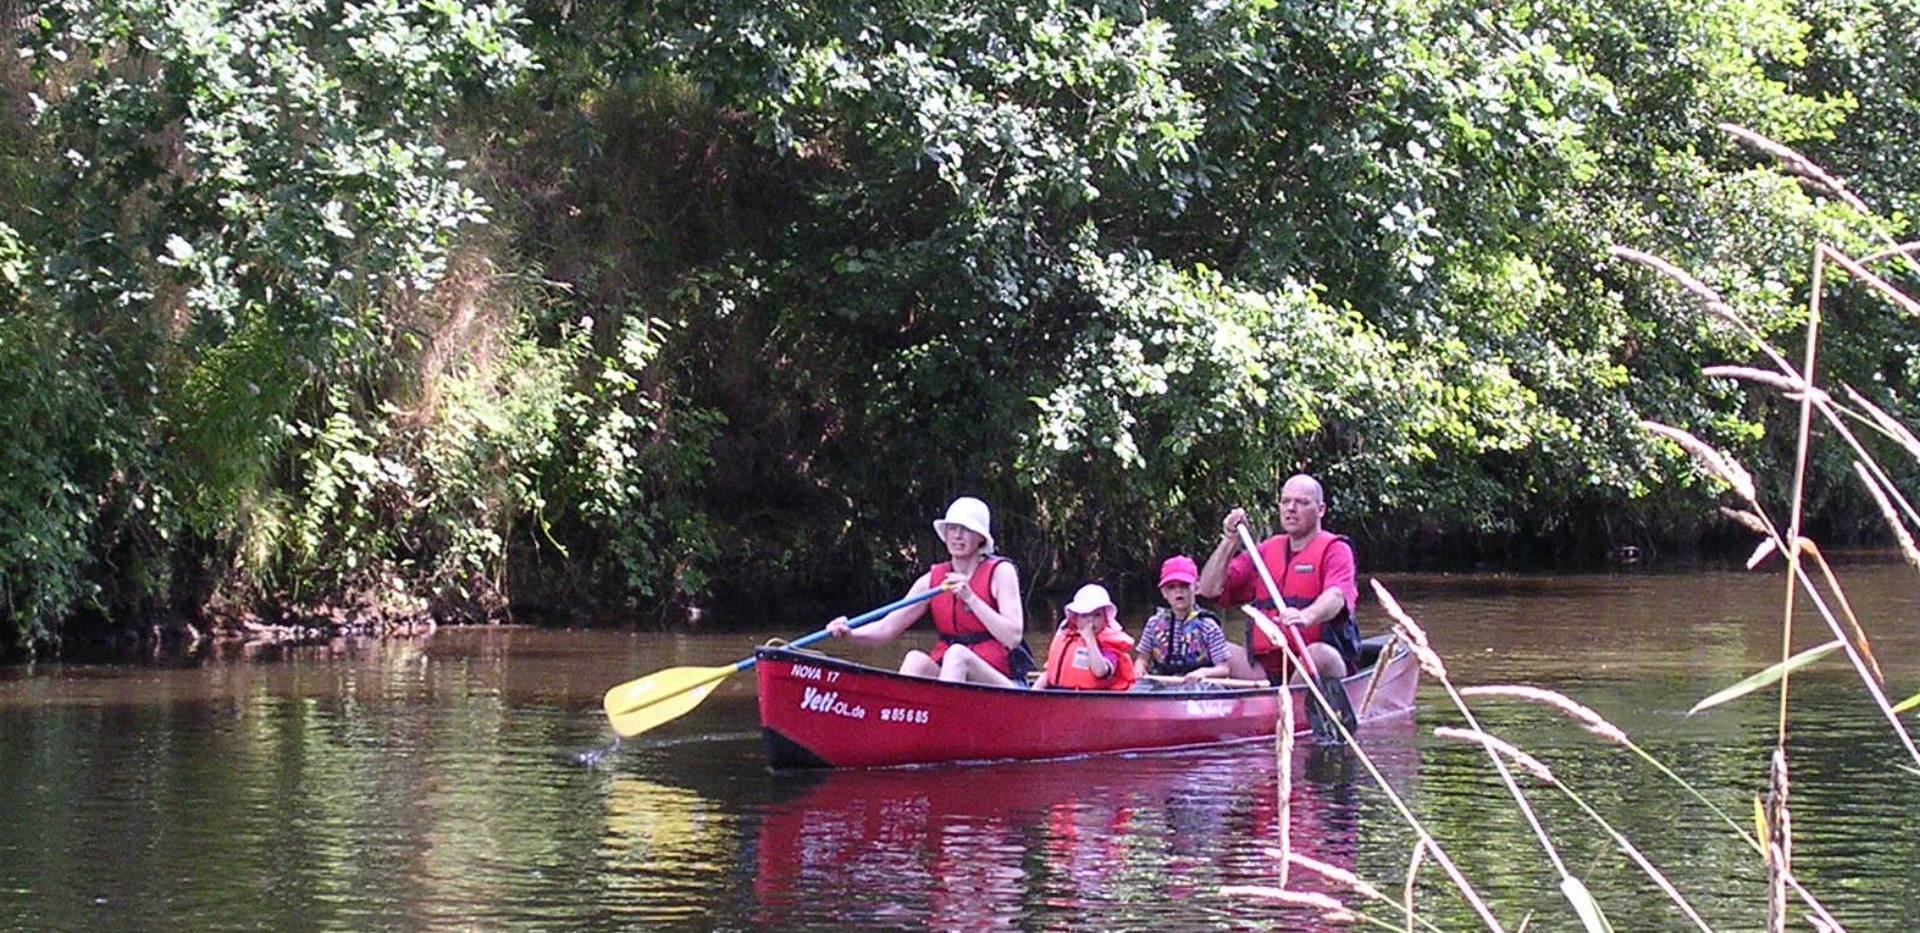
[1235,523,1358,743]
[1235,523,1319,679]
[602,587,946,738]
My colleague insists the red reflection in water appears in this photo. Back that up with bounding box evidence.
[752,732,1419,929]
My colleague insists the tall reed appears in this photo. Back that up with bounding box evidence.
[1246,127,1914,931]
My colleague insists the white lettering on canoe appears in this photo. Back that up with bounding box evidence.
[799,686,868,720]
[879,706,929,725]
[1182,699,1236,718]
[792,664,824,681]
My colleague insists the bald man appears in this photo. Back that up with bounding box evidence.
[1197,475,1362,685]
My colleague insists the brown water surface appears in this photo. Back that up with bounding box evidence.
[3,562,1918,930]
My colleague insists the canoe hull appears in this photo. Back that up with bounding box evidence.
[755,636,1419,769]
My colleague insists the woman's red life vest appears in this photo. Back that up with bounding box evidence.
[1245,531,1353,665]
[1043,623,1138,691]
[927,557,1015,676]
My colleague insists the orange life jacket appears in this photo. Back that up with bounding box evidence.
[1043,622,1137,691]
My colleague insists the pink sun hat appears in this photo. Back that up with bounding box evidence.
[1157,555,1199,588]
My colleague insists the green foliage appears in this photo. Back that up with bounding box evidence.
[554,0,1905,590]
[2,0,560,641]
[547,313,721,601]
[0,228,89,646]
[4,0,1919,643]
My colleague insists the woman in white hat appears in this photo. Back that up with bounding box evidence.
[826,496,1028,685]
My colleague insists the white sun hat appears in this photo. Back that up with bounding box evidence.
[1062,583,1116,625]
[933,496,995,553]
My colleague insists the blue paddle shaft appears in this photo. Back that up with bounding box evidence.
[732,586,946,673]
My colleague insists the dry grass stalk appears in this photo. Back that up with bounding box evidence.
[1719,507,1772,536]
[1435,727,1555,782]
[1220,885,1357,924]
[1269,849,1389,904]
[1403,632,1449,680]
[1770,248,1825,758]
[1404,841,1427,933]
[1818,244,1920,318]
[1858,241,1919,266]
[1458,685,1629,745]
[1613,245,1806,379]
[1854,460,1920,573]
[1438,715,1718,930]
[1247,609,1508,932]
[1799,538,1888,684]
[1640,420,1759,504]
[1359,634,1400,716]
[1610,246,1750,330]
[1782,866,1850,933]
[1369,582,1430,648]
[1477,731,1719,932]
[1702,365,1829,404]
[1374,580,1587,915]
[1766,749,1793,933]
[1843,385,1920,463]
[1277,676,1296,887]
[1221,886,1346,911]
[1370,581,1448,679]
[1780,557,1920,766]
[1815,403,1920,533]
[1719,123,1875,217]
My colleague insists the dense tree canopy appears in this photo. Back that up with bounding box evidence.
[2,0,1916,647]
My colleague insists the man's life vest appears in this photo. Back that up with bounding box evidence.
[1043,623,1138,691]
[927,557,1022,677]
[1244,532,1360,678]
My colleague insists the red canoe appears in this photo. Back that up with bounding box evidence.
[756,635,1419,769]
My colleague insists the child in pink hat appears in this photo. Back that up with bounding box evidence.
[1133,555,1232,683]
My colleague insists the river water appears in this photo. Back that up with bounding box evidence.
[3,562,1917,931]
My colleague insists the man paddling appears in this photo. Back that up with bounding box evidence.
[825,496,1028,686]
[1197,475,1362,685]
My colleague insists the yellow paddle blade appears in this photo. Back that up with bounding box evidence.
[603,664,736,738]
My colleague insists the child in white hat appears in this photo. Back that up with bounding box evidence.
[1033,583,1138,691]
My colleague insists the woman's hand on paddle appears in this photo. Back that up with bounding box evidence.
[940,572,973,599]
[826,616,852,638]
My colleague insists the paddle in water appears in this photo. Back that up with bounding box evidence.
[602,586,948,738]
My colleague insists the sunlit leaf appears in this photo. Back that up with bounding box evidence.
[1689,640,1843,715]
[1892,690,1920,716]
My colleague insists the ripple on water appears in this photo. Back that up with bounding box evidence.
[4,566,1920,930]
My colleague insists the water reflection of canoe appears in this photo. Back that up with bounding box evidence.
[750,747,1399,929]
[756,635,1418,769]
